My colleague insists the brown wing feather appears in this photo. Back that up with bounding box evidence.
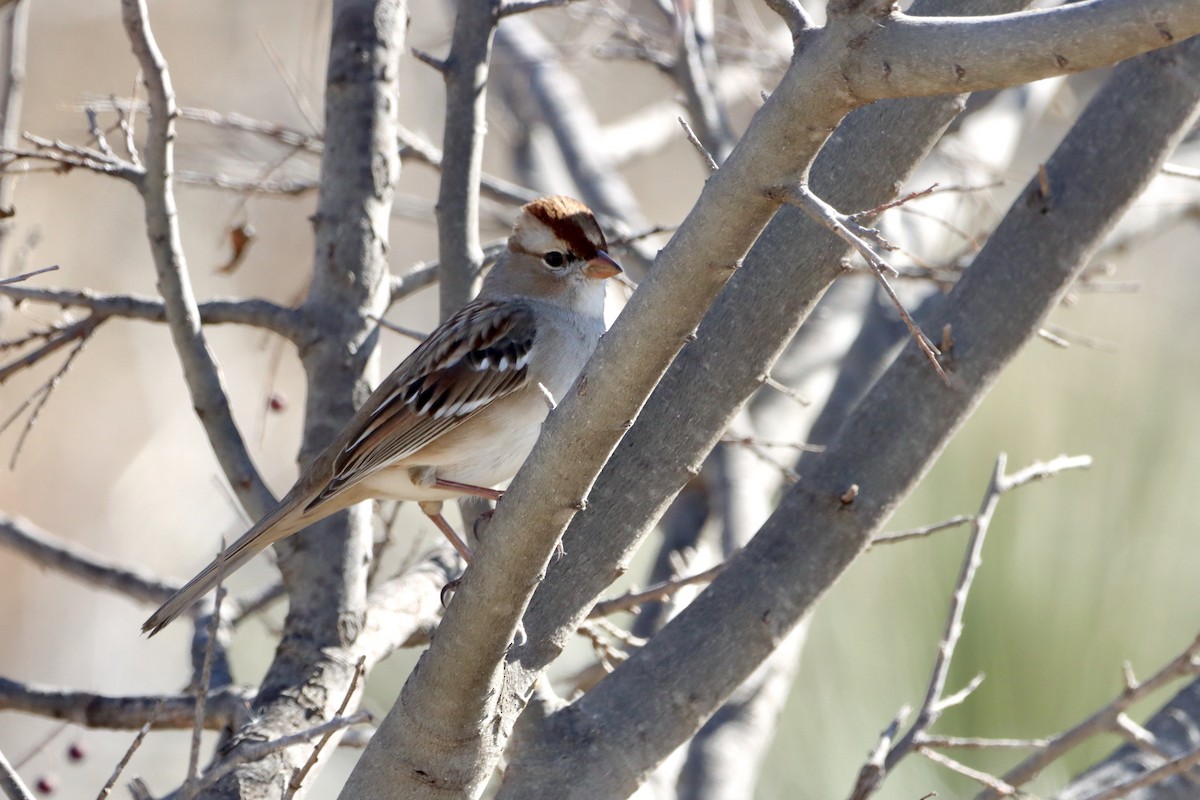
[305,299,536,508]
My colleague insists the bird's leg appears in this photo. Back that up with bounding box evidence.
[432,478,504,502]
[418,500,473,562]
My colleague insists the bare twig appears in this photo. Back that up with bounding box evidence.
[0,678,252,730]
[120,0,275,519]
[589,563,726,618]
[396,124,537,206]
[78,98,323,153]
[193,712,372,794]
[0,513,178,604]
[775,184,949,385]
[285,656,367,799]
[982,640,1200,798]
[12,724,67,769]
[0,746,34,800]
[497,0,582,16]
[96,708,160,800]
[848,454,1092,800]
[0,283,303,339]
[0,264,55,285]
[917,746,1016,795]
[761,374,810,406]
[4,326,91,467]
[185,582,225,797]
[720,434,824,453]
[1086,744,1200,800]
[872,515,974,546]
[1162,162,1200,180]
[0,313,97,384]
[920,735,1047,750]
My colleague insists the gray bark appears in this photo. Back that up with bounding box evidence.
[192,0,404,796]
[498,29,1200,800]
[1057,678,1200,800]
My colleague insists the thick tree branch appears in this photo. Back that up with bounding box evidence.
[119,0,275,520]
[505,33,1200,797]
[434,0,500,316]
[343,7,880,795]
[0,0,27,263]
[849,1,1200,100]
[504,0,1033,743]
[189,0,404,797]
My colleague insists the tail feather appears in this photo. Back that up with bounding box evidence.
[143,506,307,637]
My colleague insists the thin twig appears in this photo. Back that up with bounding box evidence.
[848,454,1092,800]
[761,374,810,406]
[0,283,303,339]
[984,633,1200,799]
[0,746,34,800]
[185,581,225,797]
[120,0,275,519]
[96,706,161,800]
[12,723,67,768]
[917,746,1016,795]
[0,313,97,384]
[720,435,824,453]
[919,735,1047,750]
[284,656,367,799]
[192,712,372,794]
[776,184,949,385]
[1087,744,1200,800]
[0,513,177,604]
[872,515,974,546]
[255,30,320,134]
[679,116,718,173]
[589,563,725,618]
[0,264,55,285]
[1162,162,1200,180]
[4,326,93,467]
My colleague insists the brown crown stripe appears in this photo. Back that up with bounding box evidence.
[523,196,607,260]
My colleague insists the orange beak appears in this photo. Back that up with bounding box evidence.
[585,249,623,280]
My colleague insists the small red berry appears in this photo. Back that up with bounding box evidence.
[67,742,86,762]
[268,391,288,412]
[34,774,57,795]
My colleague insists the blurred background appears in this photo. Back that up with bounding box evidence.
[1,0,1199,798]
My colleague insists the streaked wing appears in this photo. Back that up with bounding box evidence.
[306,299,536,509]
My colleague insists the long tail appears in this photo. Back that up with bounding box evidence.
[142,503,309,637]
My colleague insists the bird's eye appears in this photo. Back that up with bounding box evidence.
[542,251,566,268]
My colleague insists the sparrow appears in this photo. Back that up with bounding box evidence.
[143,196,621,635]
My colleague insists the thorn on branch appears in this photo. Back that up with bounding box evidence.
[412,48,447,73]
[678,116,718,174]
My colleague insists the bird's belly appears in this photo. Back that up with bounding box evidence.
[359,393,547,502]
